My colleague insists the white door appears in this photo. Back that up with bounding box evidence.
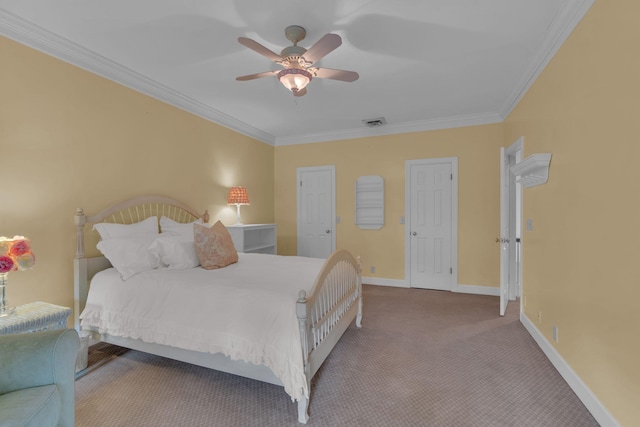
[297,166,336,258]
[499,147,511,316]
[406,158,457,291]
[507,152,520,301]
[500,138,524,316]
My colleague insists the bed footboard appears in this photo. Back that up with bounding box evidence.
[296,249,362,423]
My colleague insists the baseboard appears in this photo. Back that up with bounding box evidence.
[362,278,499,297]
[361,277,407,288]
[520,313,620,427]
[453,284,500,296]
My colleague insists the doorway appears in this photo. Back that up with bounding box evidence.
[499,137,523,316]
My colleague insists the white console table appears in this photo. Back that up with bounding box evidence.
[227,224,277,254]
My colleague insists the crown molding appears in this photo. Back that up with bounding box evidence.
[274,112,504,146]
[1,1,594,147]
[0,9,276,146]
[499,0,595,119]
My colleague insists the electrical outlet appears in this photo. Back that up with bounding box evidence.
[370,266,375,274]
[537,311,542,323]
[552,325,559,343]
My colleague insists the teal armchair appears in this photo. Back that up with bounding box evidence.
[0,329,79,427]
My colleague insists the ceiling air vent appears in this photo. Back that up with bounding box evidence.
[362,117,387,128]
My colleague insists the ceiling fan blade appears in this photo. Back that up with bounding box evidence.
[238,37,283,63]
[293,87,307,97]
[302,33,342,65]
[312,68,359,82]
[236,70,279,81]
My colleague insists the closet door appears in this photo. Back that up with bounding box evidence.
[406,158,457,291]
[297,166,335,258]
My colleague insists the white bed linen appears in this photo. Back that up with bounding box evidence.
[80,253,324,401]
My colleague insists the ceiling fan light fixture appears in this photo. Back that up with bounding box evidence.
[278,68,312,93]
[237,25,357,97]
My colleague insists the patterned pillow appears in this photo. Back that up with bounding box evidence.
[194,221,238,269]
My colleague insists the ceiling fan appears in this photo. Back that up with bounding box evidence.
[236,25,359,97]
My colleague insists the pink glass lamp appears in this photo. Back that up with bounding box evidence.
[0,236,36,317]
[228,186,250,225]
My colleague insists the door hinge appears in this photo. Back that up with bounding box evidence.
[300,180,302,187]
[450,267,453,274]
[451,173,453,180]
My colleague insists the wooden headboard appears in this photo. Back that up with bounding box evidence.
[73,195,209,329]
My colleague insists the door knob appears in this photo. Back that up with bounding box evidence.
[325,229,331,234]
[412,231,417,236]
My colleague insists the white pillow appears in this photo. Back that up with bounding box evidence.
[148,237,199,270]
[93,216,158,240]
[97,235,160,280]
[159,216,202,241]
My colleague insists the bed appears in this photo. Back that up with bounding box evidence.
[73,195,362,424]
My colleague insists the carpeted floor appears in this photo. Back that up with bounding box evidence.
[75,285,599,426]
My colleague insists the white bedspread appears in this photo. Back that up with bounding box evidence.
[80,253,324,401]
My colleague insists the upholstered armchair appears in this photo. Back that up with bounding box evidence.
[0,329,79,427]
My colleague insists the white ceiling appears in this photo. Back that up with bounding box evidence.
[0,0,593,146]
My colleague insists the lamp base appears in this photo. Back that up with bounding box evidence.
[0,273,15,317]
[235,204,243,226]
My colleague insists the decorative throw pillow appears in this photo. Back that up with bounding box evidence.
[159,216,203,241]
[93,216,158,240]
[194,221,238,270]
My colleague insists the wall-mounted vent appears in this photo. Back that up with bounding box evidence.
[362,117,387,128]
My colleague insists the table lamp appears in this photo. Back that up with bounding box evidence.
[228,186,250,225]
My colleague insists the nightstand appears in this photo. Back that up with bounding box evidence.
[227,224,277,254]
[0,301,72,335]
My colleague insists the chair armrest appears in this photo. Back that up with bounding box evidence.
[0,329,79,427]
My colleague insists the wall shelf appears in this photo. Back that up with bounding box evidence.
[511,153,552,188]
[355,176,384,229]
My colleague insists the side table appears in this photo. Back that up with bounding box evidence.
[0,301,72,335]
[0,301,89,372]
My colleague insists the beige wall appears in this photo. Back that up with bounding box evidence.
[0,36,274,317]
[504,1,639,424]
[4,1,636,422]
[274,124,504,286]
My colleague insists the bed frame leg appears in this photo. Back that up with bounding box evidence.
[356,287,363,328]
[297,397,310,424]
